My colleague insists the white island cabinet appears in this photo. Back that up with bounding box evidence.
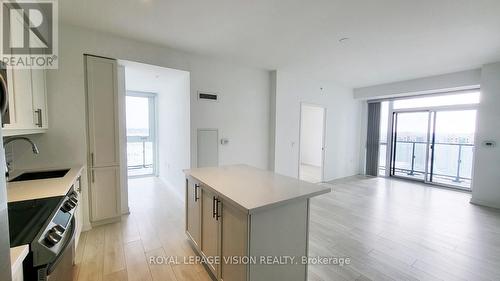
[184,165,331,281]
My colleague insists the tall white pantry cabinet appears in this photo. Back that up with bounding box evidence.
[84,55,122,224]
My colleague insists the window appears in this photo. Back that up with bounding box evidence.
[393,91,480,109]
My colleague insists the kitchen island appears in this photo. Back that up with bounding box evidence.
[184,164,331,281]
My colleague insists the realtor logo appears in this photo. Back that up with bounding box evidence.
[1,0,58,68]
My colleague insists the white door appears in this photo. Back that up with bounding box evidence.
[197,129,218,168]
[299,104,326,183]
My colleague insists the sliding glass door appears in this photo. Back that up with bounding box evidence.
[391,111,430,181]
[126,92,157,177]
[428,110,476,188]
[390,108,476,190]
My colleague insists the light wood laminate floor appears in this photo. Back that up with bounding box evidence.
[74,176,500,281]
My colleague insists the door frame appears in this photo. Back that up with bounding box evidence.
[298,102,327,182]
[389,104,478,191]
[125,91,158,177]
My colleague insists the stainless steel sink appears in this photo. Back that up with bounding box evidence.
[9,169,70,182]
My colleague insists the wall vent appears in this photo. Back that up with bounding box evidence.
[198,92,219,102]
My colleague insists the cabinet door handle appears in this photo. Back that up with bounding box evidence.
[91,170,95,183]
[215,199,221,221]
[91,153,94,166]
[35,109,42,127]
[77,177,82,192]
[194,184,200,202]
[212,196,216,218]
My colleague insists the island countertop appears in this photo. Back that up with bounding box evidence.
[184,164,331,214]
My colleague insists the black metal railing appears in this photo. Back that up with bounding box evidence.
[379,141,473,184]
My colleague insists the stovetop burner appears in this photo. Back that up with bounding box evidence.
[8,196,64,247]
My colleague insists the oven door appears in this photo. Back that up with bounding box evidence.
[45,217,75,281]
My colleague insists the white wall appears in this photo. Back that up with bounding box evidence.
[123,61,190,200]
[354,69,481,100]
[299,105,324,167]
[274,70,362,180]
[471,62,500,209]
[189,61,270,170]
[12,24,271,230]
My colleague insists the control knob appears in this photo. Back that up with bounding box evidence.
[44,231,62,247]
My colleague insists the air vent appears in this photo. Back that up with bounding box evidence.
[198,92,218,102]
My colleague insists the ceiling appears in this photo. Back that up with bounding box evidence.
[122,60,189,93]
[60,0,500,88]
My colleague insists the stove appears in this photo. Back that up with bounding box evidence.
[8,196,63,247]
[8,187,78,281]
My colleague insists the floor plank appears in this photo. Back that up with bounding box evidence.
[74,176,500,281]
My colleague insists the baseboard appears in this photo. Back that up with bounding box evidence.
[82,223,92,232]
[470,198,500,210]
[91,216,122,227]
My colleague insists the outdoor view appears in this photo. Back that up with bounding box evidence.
[378,92,479,189]
[126,95,154,176]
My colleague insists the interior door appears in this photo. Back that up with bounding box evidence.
[390,111,431,181]
[197,129,219,168]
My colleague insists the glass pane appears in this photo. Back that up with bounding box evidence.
[393,91,480,109]
[127,141,154,176]
[431,110,476,189]
[126,94,155,176]
[126,96,150,137]
[391,112,429,181]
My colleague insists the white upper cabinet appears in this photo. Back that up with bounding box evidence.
[2,9,49,136]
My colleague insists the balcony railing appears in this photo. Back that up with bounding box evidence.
[127,140,153,175]
[378,141,474,187]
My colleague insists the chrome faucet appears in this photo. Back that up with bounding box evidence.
[3,136,40,177]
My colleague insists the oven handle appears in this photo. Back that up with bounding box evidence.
[46,216,76,275]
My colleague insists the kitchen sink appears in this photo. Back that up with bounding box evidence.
[9,169,70,182]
